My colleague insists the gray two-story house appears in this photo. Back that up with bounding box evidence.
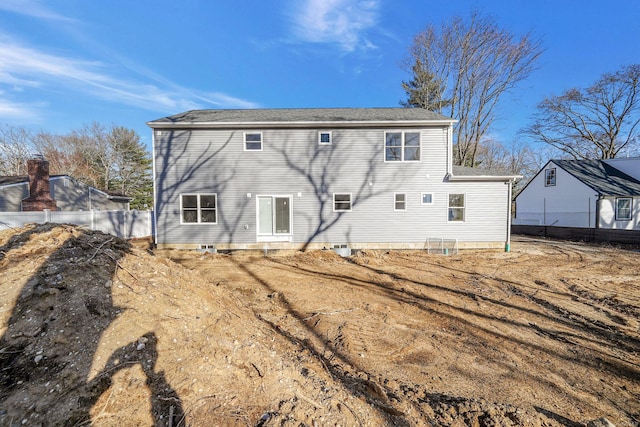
[148,108,519,251]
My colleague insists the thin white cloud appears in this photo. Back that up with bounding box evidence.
[0,0,76,23]
[0,37,259,123]
[289,0,380,52]
[0,96,45,122]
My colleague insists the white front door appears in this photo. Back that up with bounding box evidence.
[257,196,292,241]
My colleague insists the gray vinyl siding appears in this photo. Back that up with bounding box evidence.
[0,178,128,211]
[0,183,28,211]
[154,125,510,247]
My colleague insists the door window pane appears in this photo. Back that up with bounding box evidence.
[275,198,290,233]
[258,197,273,234]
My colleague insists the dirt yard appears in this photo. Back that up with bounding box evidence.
[0,224,638,426]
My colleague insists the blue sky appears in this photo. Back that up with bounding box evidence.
[1,0,639,150]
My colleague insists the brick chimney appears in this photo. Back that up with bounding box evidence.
[21,155,58,211]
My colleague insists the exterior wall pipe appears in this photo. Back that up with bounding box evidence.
[506,179,513,252]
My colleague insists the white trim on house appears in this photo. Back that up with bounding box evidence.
[149,119,457,130]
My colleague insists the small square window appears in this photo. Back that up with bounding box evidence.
[615,197,632,220]
[394,193,406,211]
[333,193,352,212]
[319,131,332,145]
[244,132,262,151]
[422,193,433,205]
[545,168,556,186]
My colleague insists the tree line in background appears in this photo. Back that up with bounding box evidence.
[401,10,640,189]
[0,123,152,209]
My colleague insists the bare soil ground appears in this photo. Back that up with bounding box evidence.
[0,224,638,426]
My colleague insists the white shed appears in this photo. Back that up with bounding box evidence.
[515,159,640,230]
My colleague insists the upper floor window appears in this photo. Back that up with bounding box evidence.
[448,193,465,222]
[545,168,556,186]
[181,194,217,224]
[244,132,262,151]
[385,131,421,162]
[615,197,632,220]
[318,131,332,145]
[333,193,352,212]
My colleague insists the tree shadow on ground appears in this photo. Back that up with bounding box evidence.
[0,224,184,426]
[240,253,640,424]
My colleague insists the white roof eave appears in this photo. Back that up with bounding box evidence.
[147,119,458,129]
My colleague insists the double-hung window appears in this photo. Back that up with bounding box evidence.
[181,194,217,224]
[545,168,556,186]
[448,193,465,222]
[615,197,632,220]
[394,193,406,211]
[244,132,262,151]
[333,193,352,212]
[385,132,421,162]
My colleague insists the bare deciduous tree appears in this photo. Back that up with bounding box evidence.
[475,139,544,194]
[524,64,640,159]
[0,123,152,209]
[402,11,543,166]
[0,126,34,175]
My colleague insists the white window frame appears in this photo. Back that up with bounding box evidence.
[384,131,421,162]
[333,193,352,212]
[244,132,263,151]
[256,195,293,241]
[421,193,434,205]
[545,168,556,187]
[394,193,407,211]
[615,197,632,221]
[318,131,332,145]
[447,193,465,222]
[180,193,218,224]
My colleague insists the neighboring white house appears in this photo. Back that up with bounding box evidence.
[514,158,640,230]
[148,108,521,251]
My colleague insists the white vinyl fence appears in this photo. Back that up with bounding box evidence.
[0,210,153,239]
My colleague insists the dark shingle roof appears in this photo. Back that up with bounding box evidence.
[452,165,517,177]
[553,159,640,196]
[0,176,28,186]
[0,175,69,186]
[0,175,131,199]
[148,108,454,127]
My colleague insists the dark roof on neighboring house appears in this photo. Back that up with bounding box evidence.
[553,159,640,196]
[0,175,132,200]
[148,108,455,127]
[450,165,522,181]
[0,175,66,186]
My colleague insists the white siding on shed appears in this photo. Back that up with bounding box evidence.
[515,163,599,227]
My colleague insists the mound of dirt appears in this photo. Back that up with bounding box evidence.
[0,224,637,426]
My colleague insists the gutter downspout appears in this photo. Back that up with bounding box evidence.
[595,194,603,229]
[151,129,158,247]
[506,179,513,252]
